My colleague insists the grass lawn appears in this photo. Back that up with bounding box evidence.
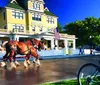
[40,79,78,85]
[40,77,99,85]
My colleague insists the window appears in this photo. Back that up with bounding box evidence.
[47,16,54,24]
[19,26,24,32]
[39,26,42,31]
[4,26,7,32]
[4,26,7,29]
[32,26,36,31]
[12,11,24,19]
[68,40,73,48]
[12,24,24,32]
[32,13,41,21]
[33,2,40,10]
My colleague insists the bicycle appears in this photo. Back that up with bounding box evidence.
[77,61,100,85]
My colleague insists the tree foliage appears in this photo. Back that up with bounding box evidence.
[57,23,66,33]
[64,17,100,47]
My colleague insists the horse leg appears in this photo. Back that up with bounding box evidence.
[25,54,31,65]
[9,50,16,68]
[30,48,40,66]
[26,54,31,65]
[13,55,20,66]
[24,54,30,68]
[0,52,10,67]
[12,52,20,66]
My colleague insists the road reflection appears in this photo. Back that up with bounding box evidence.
[0,55,99,85]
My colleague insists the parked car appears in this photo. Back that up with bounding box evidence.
[93,46,100,55]
[95,46,100,51]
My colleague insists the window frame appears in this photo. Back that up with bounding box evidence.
[12,11,24,19]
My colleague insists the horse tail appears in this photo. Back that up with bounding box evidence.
[2,41,8,47]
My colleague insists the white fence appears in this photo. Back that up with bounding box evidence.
[0,49,93,58]
[37,49,65,56]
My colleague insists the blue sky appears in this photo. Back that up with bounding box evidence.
[1,0,100,26]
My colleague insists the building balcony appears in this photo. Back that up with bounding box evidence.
[0,29,40,35]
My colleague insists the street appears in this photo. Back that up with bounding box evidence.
[0,55,100,85]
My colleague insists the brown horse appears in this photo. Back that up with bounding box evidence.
[1,38,44,68]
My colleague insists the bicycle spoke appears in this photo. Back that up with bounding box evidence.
[77,63,100,85]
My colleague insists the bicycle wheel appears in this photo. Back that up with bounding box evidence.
[77,63,100,85]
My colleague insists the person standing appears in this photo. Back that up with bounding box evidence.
[79,47,82,55]
[81,47,85,54]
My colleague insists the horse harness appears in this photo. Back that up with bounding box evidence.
[11,39,38,55]
[19,39,38,55]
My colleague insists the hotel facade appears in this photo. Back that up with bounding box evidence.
[0,0,76,54]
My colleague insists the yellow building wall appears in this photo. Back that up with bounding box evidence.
[40,3,44,11]
[0,9,7,29]
[27,0,57,34]
[0,1,57,34]
[28,1,32,9]
[27,12,32,33]
[42,15,57,32]
[6,9,26,32]
[27,12,57,34]
[0,37,9,41]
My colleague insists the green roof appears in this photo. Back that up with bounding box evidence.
[6,3,24,10]
[44,10,57,17]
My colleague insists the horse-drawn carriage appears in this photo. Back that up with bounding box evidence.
[0,38,45,68]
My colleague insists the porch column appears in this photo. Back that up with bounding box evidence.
[15,36,19,41]
[55,39,58,46]
[64,39,68,54]
[51,39,54,49]
[73,39,76,50]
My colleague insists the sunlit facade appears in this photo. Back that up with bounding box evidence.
[0,0,76,54]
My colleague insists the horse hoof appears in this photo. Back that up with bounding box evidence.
[15,61,20,66]
[27,60,31,65]
[11,62,16,69]
[16,64,20,67]
[12,66,16,69]
[24,61,28,68]
[24,66,28,68]
[36,64,40,67]
[0,62,6,67]
[33,61,36,63]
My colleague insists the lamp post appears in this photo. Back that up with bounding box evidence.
[89,36,94,54]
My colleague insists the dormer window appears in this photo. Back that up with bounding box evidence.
[32,13,41,21]
[47,16,54,24]
[33,2,40,10]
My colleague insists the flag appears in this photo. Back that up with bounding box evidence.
[53,28,60,40]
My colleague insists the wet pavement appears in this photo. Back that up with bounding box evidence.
[0,55,100,85]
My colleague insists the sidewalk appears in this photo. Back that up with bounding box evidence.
[39,54,100,60]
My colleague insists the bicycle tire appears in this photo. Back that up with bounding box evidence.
[77,63,100,85]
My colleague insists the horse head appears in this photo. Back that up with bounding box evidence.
[31,38,45,51]
[8,40,18,51]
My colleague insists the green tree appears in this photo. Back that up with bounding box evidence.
[57,23,62,32]
[57,23,66,33]
[64,17,100,47]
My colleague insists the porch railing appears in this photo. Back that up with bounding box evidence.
[0,29,35,35]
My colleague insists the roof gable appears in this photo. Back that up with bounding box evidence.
[10,0,17,3]
[6,0,24,10]
[44,10,57,17]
